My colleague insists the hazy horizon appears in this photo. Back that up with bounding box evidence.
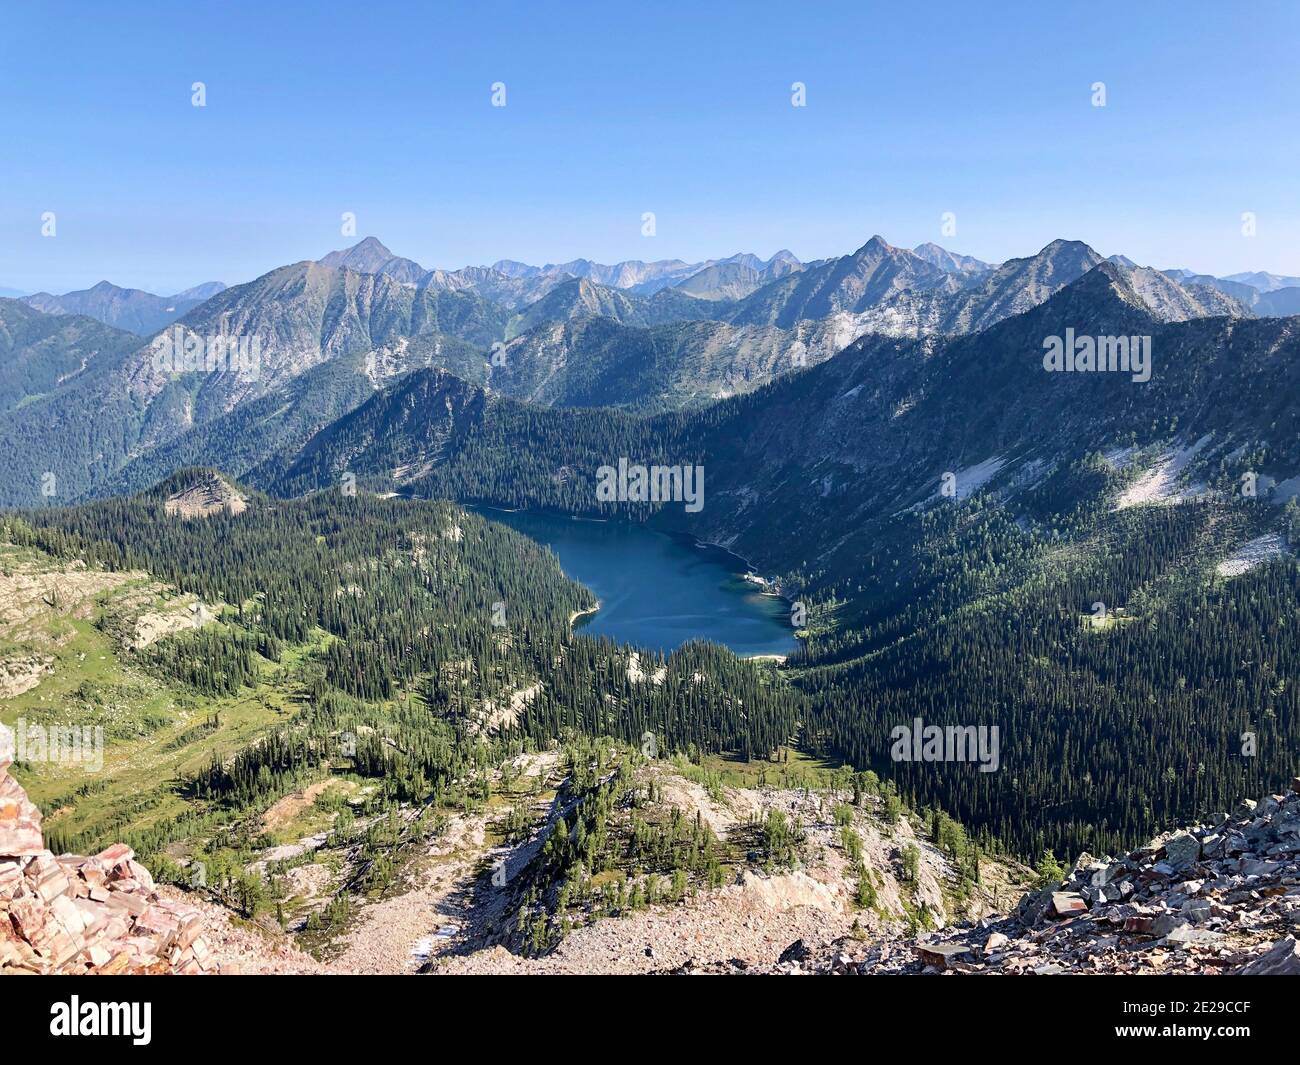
[4,229,1297,301]
[4,0,1299,293]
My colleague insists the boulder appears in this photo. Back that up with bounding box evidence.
[915,941,970,970]
[1091,862,1128,887]
[983,932,1010,954]
[778,939,812,965]
[1164,926,1222,948]
[1150,913,1189,937]
[1236,936,1300,976]
[1163,833,1201,871]
[94,843,134,866]
[1050,892,1088,918]
[0,773,44,857]
[0,773,216,976]
[1016,888,1056,927]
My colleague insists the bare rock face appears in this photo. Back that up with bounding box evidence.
[1236,936,1300,976]
[0,752,223,975]
[0,772,44,857]
[162,471,248,519]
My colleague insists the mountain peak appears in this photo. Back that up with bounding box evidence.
[172,281,227,302]
[1088,258,1136,288]
[1029,259,1153,325]
[318,238,430,284]
[911,242,995,275]
[1037,238,1098,258]
[319,237,397,269]
[491,259,539,279]
[18,278,223,335]
[349,236,392,257]
[856,235,894,255]
[985,239,1105,286]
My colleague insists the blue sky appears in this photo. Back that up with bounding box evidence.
[3,0,1298,293]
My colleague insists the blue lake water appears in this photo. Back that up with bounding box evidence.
[473,508,797,657]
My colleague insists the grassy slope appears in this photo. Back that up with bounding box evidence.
[0,541,313,848]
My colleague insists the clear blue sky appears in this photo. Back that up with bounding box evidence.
[3,0,1298,294]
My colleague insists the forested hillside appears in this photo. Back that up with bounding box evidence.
[7,473,800,859]
[256,265,1300,859]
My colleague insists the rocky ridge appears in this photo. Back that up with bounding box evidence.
[1,744,317,974]
[0,745,221,973]
[750,777,1300,976]
[6,729,1299,976]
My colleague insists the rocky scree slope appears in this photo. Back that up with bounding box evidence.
[1,743,317,974]
[1,746,217,974]
[748,777,1300,976]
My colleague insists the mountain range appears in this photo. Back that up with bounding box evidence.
[269,260,1300,559]
[15,236,1296,337]
[0,233,1289,509]
[21,280,227,335]
[3,228,1299,973]
[262,258,1300,856]
[1164,268,1300,317]
[4,245,1294,860]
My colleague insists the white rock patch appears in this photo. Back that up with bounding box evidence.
[1216,534,1288,577]
[1115,437,1211,510]
[944,456,1007,501]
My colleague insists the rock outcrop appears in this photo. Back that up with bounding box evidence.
[162,471,248,520]
[767,777,1300,976]
[0,747,222,975]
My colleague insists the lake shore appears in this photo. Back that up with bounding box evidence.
[476,507,797,656]
[690,536,792,601]
[569,604,600,630]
